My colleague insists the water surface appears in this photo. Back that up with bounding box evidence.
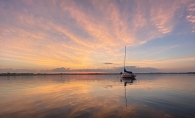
[0,74,195,118]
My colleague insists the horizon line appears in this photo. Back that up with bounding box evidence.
[0,72,195,76]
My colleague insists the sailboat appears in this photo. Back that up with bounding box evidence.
[121,46,136,78]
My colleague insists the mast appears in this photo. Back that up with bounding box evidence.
[124,46,126,71]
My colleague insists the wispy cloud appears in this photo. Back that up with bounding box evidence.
[186,1,195,32]
[144,45,180,58]
[0,0,194,70]
[129,57,195,69]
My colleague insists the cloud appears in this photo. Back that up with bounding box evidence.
[129,57,195,71]
[103,63,113,65]
[143,44,180,58]
[51,67,70,72]
[0,68,38,73]
[186,2,195,32]
[187,2,195,22]
[0,66,159,73]
[0,0,194,70]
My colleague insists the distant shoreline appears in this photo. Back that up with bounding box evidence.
[0,72,195,76]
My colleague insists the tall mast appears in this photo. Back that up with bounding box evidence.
[124,46,126,69]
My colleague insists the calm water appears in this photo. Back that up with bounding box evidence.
[0,74,195,118]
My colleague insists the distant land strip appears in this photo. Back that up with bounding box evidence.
[0,72,195,76]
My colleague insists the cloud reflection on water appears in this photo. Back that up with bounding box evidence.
[0,74,195,118]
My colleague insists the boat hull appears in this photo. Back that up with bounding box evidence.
[121,73,136,78]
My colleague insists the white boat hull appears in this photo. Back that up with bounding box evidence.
[121,73,136,78]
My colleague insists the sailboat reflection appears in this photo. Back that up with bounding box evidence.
[120,77,136,86]
[120,78,136,109]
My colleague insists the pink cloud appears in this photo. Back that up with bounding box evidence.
[0,0,194,70]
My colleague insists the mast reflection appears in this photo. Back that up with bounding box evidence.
[120,77,136,109]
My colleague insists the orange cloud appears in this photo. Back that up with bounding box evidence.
[0,0,194,70]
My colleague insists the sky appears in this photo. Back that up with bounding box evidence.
[0,0,195,73]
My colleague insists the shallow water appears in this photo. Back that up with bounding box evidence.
[0,74,195,118]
